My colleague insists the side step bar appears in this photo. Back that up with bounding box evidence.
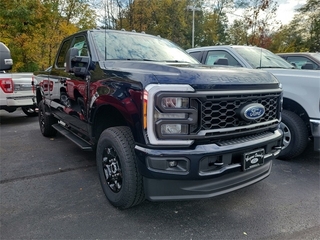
[52,123,93,151]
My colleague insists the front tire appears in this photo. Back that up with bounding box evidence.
[278,110,309,160]
[96,126,145,209]
[38,100,57,137]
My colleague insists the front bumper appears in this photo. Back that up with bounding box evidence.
[310,119,320,151]
[144,161,272,201]
[135,129,282,201]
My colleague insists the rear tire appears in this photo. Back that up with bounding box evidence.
[278,110,309,160]
[38,100,57,137]
[96,126,145,209]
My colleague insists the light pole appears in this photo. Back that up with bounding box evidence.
[187,5,201,48]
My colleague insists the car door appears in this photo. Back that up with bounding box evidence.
[51,34,91,135]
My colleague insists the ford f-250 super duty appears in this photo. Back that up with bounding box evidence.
[187,45,320,160]
[0,42,37,117]
[34,29,283,209]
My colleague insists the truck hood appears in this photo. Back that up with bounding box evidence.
[101,61,279,89]
[263,68,320,79]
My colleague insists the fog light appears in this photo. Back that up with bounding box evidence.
[161,124,188,134]
[168,160,178,167]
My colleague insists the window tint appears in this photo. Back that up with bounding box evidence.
[206,50,242,67]
[56,39,71,68]
[73,36,89,56]
[188,51,202,62]
[286,56,316,69]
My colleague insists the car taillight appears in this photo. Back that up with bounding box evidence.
[0,78,14,93]
[41,80,53,91]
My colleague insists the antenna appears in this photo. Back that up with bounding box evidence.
[259,47,262,68]
[104,0,107,60]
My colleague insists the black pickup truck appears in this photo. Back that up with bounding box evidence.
[34,29,283,209]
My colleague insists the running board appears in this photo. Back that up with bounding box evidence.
[52,123,93,151]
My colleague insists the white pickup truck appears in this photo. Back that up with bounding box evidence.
[187,45,320,160]
[0,42,37,117]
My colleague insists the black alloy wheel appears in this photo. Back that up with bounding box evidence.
[102,146,122,193]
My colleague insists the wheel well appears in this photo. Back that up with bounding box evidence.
[283,97,311,135]
[74,89,82,100]
[92,105,127,143]
[60,87,66,93]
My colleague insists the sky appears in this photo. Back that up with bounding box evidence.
[276,0,307,25]
[226,0,307,26]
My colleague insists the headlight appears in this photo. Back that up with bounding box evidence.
[155,97,190,135]
[144,84,197,146]
[161,97,189,108]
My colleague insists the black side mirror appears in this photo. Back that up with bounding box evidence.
[65,47,79,73]
[65,47,90,77]
[0,42,13,71]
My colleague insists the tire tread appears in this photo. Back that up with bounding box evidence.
[279,110,309,160]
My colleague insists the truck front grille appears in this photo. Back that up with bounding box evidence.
[195,91,281,136]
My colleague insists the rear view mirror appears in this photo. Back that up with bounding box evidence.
[0,42,13,71]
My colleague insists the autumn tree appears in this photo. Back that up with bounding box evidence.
[226,0,279,48]
[0,0,47,71]
[268,0,320,53]
[0,0,97,72]
[117,0,192,48]
[36,0,97,69]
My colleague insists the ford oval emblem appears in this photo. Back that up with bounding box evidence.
[240,103,265,121]
[250,158,259,164]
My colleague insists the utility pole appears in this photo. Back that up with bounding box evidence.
[187,5,201,48]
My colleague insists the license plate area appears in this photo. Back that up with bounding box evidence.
[243,149,265,170]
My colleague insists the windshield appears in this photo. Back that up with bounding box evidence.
[234,46,294,69]
[91,31,199,64]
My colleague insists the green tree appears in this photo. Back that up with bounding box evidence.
[269,19,305,53]
[227,19,248,45]
[298,0,320,51]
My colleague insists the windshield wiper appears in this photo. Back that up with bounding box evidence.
[125,58,155,61]
[108,58,155,61]
[256,66,285,69]
[164,60,190,63]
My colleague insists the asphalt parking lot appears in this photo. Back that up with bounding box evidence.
[0,109,319,240]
